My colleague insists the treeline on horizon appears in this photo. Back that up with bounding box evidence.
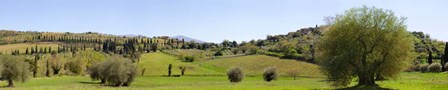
[0,25,446,64]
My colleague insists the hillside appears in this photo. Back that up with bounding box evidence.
[137,52,322,77]
[0,42,59,54]
[203,55,322,77]
[137,52,222,76]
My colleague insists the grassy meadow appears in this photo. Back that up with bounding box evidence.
[0,52,446,89]
[0,72,447,90]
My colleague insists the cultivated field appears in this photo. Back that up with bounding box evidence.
[0,42,59,54]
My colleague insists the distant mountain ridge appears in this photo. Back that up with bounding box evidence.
[171,35,207,43]
[116,34,207,43]
[117,34,145,38]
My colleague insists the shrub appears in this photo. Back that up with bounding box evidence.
[264,52,282,57]
[404,64,419,72]
[214,51,224,56]
[227,67,244,83]
[263,66,277,82]
[428,63,442,73]
[419,64,429,73]
[281,49,304,60]
[445,63,448,71]
[65,61,82,75]
[89,55,137,87]
[182,55,196,62]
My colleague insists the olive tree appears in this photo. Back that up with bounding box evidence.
[317,6,415,87]
[0,55,30,87]
[89,55,137,87]
[286,70,300,80]
[263,66,277,82]
[227,67,244,83]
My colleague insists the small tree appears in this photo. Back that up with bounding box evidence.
[178,66,193,76]
[0,55,30,87]
[287,70,300,80]
[50,54,63,75]
[179,66,187,76]
[168,64,172,77]
[263,66,277,82]
[227,67,244,83]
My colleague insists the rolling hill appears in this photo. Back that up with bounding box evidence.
[202,55,322,77]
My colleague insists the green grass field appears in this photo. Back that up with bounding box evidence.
[0,72,447,90]
[137,53,321,77]
[203,55,322,77]
[0,52,447,89]
[137,52,222,76]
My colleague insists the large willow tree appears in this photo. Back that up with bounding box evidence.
[317,6,416,87]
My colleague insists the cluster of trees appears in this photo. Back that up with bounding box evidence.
[166,64,193,76]
[0,30,223,56]
[2,43,145,88]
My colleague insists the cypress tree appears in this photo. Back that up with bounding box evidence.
[31,47,35,54]
[26,48,29,54]
[35,45,38,53]
[428,51,433,64]
[46,58,50,77]
[44,47,47,54]
[442,42,448,71]
[39,47,43,53]
[168,64,172,77]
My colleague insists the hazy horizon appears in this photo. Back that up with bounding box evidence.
[1,0,447,43]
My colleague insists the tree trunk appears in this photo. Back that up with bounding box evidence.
[181,70,185,76]
[141,68,146,76]
[33,71,37,78]
[100,78,106,84]
[375,74,387,81]
[54,69,60,75]
[357,72,377,86]
[123,83,129,87]
[7,79,14,87]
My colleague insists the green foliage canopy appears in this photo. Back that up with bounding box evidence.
[317,6,416,87]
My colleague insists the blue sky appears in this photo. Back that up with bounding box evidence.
[1,0,447,43]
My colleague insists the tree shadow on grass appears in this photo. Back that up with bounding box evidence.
[0,86,14,88]
[335,85,394,90]
[79,81,101,85]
